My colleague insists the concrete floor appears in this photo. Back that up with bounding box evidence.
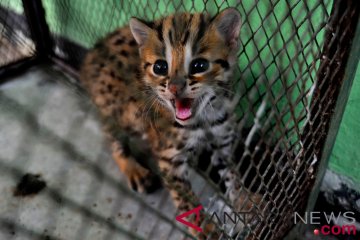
[0,65,188,240]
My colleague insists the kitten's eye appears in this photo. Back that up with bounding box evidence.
[153,60,168,76]
[189,58,209,75]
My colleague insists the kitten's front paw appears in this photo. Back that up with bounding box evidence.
[116,156,162,193]
[127,164,161,193]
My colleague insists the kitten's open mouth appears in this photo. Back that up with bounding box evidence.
[171,98,193,121]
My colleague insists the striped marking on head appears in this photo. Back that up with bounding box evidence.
[129,8,242,84]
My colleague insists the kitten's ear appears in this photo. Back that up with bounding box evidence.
[212,8,242,49]
[129,17,152,46]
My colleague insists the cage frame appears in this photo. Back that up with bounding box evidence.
[283,0,360,237]
[0,0,359,239]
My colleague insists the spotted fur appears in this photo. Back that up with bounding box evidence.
[80,8,242,239]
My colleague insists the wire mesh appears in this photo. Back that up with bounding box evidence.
[0,0,35,67]
[0,0,359,240]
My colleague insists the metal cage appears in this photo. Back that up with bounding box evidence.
[0,0,359,239]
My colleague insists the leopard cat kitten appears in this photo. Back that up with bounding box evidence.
[80,8,242,238]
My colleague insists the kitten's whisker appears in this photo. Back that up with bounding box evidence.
[140,94,157,127]
[153,101,161,133]
[208,97,216,116]
[144,97,158,127]
[199,94,207,120]
[213,85,234,95]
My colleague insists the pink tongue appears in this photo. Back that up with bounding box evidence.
[175,99,192,120]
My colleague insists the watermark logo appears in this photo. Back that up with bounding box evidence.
[175,205,203,232]
[294,211,357,236]
[176,207,358,237]
[175,205,256,233]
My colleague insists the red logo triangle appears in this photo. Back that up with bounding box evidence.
[175,205,203,232]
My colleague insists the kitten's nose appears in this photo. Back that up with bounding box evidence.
[168,77,186,96]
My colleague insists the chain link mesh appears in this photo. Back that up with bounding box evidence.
[0,0,35,67]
